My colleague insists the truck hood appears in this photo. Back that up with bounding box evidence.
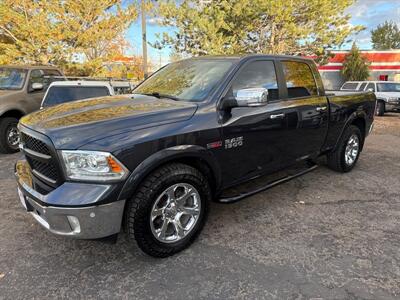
[0,89,21,98]
[20,94,198,149]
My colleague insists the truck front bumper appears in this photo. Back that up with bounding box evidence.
[386,101,400,111]
[15,159,125,239]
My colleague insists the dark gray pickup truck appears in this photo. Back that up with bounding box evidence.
[0,65,63,153]
[15,55,376,257]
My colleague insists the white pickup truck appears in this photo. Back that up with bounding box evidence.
[41,80,133,108]
[334,81,400,116]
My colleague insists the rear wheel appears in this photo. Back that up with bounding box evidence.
[0,117,20,154]
[376,101,385,116]
[125,163,210,257]
[327,125,362,173]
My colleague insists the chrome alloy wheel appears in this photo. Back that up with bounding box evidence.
[7,125,19,149]
[150,183,201,243]
[344,134,359,166]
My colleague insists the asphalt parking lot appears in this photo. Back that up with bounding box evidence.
[0,114,399,299]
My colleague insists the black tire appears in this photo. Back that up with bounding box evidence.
[125,163,211,257]
[376,101,385,116]
[0,117,20,154]
[327,125,363,173]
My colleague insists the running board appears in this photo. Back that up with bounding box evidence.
[218,164,318,204]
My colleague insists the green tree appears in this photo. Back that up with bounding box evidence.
[371,21,400,50]
[341,43,370,81]
[153,0,363,61]
[0,0,137,75]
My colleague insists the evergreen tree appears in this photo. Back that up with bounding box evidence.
[341,43,370,81]
[371,21,400,50]
[153,0,363,61]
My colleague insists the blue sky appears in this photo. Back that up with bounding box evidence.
[126,0,400,66]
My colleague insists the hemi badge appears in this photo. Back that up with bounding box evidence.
[207,141,223,149]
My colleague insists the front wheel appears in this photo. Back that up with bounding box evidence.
[376,101,385,116]
[0,117,20,154]
[327,125,362,173]
[125,163,210,257]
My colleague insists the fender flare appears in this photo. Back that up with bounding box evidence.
[333,111,367,152]
[118,145,222,201]
[0,107,26,118]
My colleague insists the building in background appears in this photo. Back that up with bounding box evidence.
[318,50,400,90]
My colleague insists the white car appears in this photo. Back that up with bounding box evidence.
[338,81,400,116]
[41,81,116,108]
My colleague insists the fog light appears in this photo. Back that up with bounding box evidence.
[67,216,81,233]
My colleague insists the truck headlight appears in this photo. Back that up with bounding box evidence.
[61,150,128,182]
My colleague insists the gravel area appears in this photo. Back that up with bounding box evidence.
[0,114,399,299]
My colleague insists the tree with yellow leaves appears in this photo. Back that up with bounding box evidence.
[0,0,137,75]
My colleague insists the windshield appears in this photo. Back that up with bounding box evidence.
[377,83,400,92]
[42,86,111,107]
[134,59,235,101]
[0,68,27,90]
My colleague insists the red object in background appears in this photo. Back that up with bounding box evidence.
[379,75,389,81]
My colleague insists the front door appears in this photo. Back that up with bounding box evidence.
[217,59,298,186]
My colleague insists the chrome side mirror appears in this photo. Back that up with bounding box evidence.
[367,88,374,92]
[235,88,269,107]
[32,82,44,91]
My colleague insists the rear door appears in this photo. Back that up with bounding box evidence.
[278,60,329,160]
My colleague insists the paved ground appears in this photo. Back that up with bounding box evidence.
[1,115,400,299]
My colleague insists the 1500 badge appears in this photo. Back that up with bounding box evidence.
[225,136,243,149]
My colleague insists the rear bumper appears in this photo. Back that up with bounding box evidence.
[15,159,125,239]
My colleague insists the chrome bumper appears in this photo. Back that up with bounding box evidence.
[386,103,400,111]
[15,159,126,239]
[18,189,125,239]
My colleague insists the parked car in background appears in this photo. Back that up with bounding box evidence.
[41,79,135,108]
[334,81,400,116]
[0,65,63,153]
[41,81,115,108]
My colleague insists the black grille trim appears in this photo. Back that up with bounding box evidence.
[19,128,63,192]
[20,132,51,156]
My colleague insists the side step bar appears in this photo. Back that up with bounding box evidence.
[218,164,318,204]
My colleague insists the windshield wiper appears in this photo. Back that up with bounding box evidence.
[138,92,180,101]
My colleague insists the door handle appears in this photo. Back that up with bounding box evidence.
[270,113,285,119]
[316,106,327,112]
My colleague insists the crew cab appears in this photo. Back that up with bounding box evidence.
[15,55,376,257]
[0,65,63,153]
[337,81,400,116]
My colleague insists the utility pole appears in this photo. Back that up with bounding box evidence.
[141,0,148,79]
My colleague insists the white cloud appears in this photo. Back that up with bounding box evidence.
[343,0,400,49]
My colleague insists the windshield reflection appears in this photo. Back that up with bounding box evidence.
[134,59,234,102]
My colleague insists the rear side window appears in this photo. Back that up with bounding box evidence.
[282,61,318,98]
[341,82,359,90]
[43,86,110,107]
[366,83,375,92]
[358,82,367,91]
[230,60,279,101]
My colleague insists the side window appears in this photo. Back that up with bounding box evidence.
[43,69,63,87]
[282,61,318,98]
[358,82,367,91]
[366,83,375,92]
[341,82,359,90]
[230,60,279,101]
[29,69,45,90]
